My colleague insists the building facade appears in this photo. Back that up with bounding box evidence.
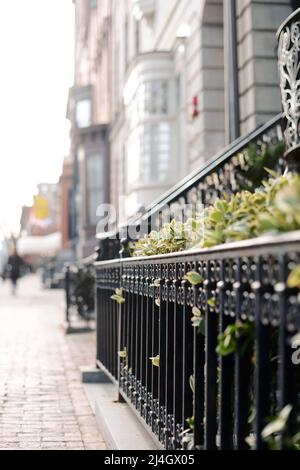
[67,0,111,258]
[58,156,73,254]
[108,0,292,225]
[68,0,295,249]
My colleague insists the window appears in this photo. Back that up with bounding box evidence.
[141,123,171,183]
[127,122,171,184]
[90,0,97,8]
[75,99,91,128]
[127,80,169,130]
[138,80,169,116]
[86,153,104,225]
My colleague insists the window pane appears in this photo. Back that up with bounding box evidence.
[76,99,91,128]
[88,190,104,226]
[139,123,171,183]
[127,130,140,184]
[137,80,169,117]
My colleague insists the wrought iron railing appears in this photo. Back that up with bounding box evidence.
[65,259,96,328]
[95,232,300,450]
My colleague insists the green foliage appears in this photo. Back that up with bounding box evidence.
[247,404,300,450]
[111,288,125,304]
[181,427,194,450]
[150,355,160,367]
[184,271,203,285]
[216,321,254,357]
[118,347,129,371]
[132,218,203,257]
[191,306,205,335]
[131,172,300,256]
[236,141,285,192]
[261,405,292,441]
[202,172,289,247]
[118,348,127,358]
[287,265,300,288]
[201,172,300,247]
[207,297,216,308]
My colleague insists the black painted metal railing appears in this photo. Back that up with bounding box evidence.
[95,232,300,450]
[65,259,96,328]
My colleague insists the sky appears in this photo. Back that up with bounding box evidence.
[0,0,74,235]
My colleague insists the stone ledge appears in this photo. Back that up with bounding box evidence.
[83,381,160,450]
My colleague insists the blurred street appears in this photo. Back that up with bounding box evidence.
[0,275,105,450]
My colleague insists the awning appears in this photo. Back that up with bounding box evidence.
[17,232,62,256]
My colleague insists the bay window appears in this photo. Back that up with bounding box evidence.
[123,52,177,196]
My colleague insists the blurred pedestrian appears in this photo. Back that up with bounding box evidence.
[6,249,26,296]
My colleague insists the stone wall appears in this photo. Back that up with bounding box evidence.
[237,0,292,133]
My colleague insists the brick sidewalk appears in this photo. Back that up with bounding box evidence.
[0,275,106,450]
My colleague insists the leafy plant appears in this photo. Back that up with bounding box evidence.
[150,355,160,367]
[132,218,203,257]
[201,172,300,247]
[150,279,161,287]
[118,347,129,372]
[191,306,205,335]
[181,417,194,450]
[111,288,125,304]
[207,297,216,308]
[246,404,300,450]
[216,321,254,357]
[287,265,300,289]
[236,141,285,192]
[184,271,203,285]
[118,348,127,358]
[262,404,292,441]
[131,172,300,256]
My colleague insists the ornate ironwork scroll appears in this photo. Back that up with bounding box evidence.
[278,8,300,168]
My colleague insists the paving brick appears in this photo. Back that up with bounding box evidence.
[0,275,106,451]
[84,442,107,450]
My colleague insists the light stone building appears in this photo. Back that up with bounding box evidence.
[68,0,295,250]
[109,0,293,225]
[67,0,112,257]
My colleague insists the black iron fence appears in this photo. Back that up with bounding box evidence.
[95,232,300,450]
[65,261,96,328]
